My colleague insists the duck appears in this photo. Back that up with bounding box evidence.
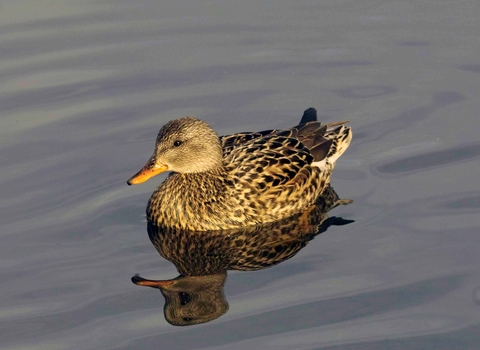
[127,108,352,231]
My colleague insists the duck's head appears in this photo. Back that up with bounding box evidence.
[127,117,223,185]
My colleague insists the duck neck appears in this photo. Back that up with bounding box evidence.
[180,167,227,189]
[159,167,228,200]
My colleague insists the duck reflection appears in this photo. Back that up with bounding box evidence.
[132,274,228,326]
[132,184,353,326]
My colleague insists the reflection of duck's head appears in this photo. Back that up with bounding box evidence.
[132,273,228,326]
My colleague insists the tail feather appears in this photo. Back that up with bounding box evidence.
[292,119,352,166]
[300,108,318,124]
[310,122,352,172]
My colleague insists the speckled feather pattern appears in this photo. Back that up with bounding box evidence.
[146,114,352,231]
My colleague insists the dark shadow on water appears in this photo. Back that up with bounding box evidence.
[443,194,480,210]
[353,91,467,149]
[334,86,397,99]
[373,142,480,176]
[131,184,354,326]
[456,64,480,73]
[398,40,431,47]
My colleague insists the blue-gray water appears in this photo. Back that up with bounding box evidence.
[1,1,480,349]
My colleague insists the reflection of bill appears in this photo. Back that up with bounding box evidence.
[472,285,480,306]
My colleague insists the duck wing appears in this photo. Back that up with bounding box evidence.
[225,121,336,193]
[220,107,319,157]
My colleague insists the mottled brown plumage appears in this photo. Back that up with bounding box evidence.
[127,108,352,230]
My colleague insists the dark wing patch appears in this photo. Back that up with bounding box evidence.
[309,139,333,161]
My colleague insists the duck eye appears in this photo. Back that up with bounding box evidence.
[178,292,191,305]
[173,140,183,147]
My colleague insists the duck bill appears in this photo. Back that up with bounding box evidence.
[127,157,168,185]
[131,276,174,289]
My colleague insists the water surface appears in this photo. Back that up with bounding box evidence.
[1,1,480,349]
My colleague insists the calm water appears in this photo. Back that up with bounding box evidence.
[2,1,480,349]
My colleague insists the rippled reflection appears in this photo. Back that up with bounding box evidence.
[132,184,353,326]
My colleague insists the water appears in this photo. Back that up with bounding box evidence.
[1,1,480,349]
